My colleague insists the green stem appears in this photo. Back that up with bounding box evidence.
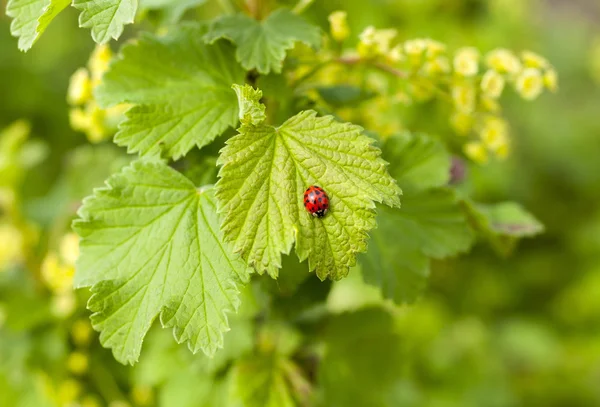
[292,0,315,14]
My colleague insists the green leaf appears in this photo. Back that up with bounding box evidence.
[73,0,137,44]
[217,100,401,279]
[361,189,474,304]
[73,160,250,364]
[360,133,472,304]
[463,200,544,255]
[318,308,404,407]
[96,24,245,160]
[204,9,321,74]
[231,354,308,407]
[6,0,70,51]
[384,132,451,192]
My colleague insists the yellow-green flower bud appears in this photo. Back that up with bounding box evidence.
[479,117,509,150]
[404,39,427,57]
[515,68,544,100]
[67,68,92,106]
[69,108,90,132]
[41,252,74,294]
[543,68,558,92]
[486,49,522,74]
[357,26,377,57]
[480,96,501,113]
[425,39,446,58]
[67,351,89,375]
[452,84,476,113]
[72,318,93,347]
[51,291,76,318]
[480,69,505,98]
[387,45,405,63]
[0,223,24,270]
[358,26,397,57]
[450,112,474,136]
[464,141,489,164]
[60,233,79,267]
[328,11,350,42]
[88,44,113,85]
[453,47,479,77]
[58,379,81,405]
[85,102,109,143]
[423,56,451,76]
[521,50,549,69]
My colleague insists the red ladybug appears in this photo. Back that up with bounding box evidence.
[304,185,329,218]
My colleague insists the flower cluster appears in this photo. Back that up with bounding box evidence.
[67,45,128,143]
[40,233,79,317]
[324,15,557,164]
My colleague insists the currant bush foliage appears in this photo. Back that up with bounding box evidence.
[204,9,321,74]
[74,160,249,364]
[217,87,401,279]
[5,0,549,377]
[96,24,245,159]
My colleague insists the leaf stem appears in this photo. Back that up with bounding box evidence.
[292,0,315,14]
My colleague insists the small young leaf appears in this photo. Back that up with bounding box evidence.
[217,95,401,279]
[204,9,321,74]
[73,0,137,44]
[96,24,245,159]
[73,160,250,364]
[6,0,70,51]
[463,200,544,255]
[232,84,267,126]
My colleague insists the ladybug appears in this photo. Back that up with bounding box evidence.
[304,185,329,218]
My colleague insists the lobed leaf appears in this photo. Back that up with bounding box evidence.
[361,133,473,304]
[204,9,321,74]
[217,96,401,279]
[96,23,244,159]
[6,0,70,51]
[73,0,137,44]
[73,160,250,364]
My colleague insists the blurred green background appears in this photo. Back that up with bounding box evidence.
[1,0,600,406]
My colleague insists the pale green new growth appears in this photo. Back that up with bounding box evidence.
[73,0,137,44]
[73,160,250,365]
[232,84,267,126]
[361,133,473,304]
[6,0,70,51]
[204,9,321,74]
[217,92,401,279]
[96,24,245,160]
